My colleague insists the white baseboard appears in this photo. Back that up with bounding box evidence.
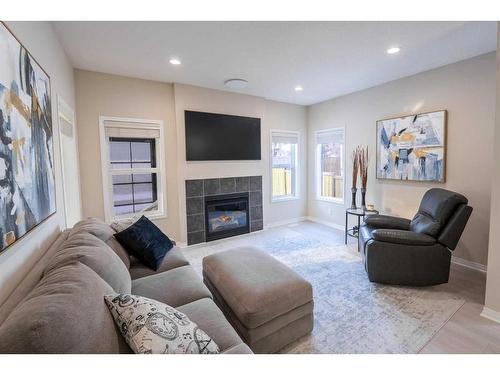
[451,256,487,273]
[481,307,500,324]
[305,216,345,232]
[264,216,308,229]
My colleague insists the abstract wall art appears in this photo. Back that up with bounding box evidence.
[376,110,447,182]
[0,23,55,253]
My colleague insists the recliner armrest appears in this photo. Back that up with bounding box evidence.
[371,229,436,246]
[364,215,411,230]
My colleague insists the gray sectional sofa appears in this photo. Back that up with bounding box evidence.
[0,218,252,354]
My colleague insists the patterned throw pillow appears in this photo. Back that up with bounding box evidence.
[104,293,220,354]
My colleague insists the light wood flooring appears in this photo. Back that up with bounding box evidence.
[340,222,500,353]
[280,220,500,353]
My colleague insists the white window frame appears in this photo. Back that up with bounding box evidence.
[314,127,345,204]
[270,129,300,203]
[99,116,167,222]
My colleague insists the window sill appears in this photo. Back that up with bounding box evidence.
[272,196,300,203]
[316,197,344,205]
[112,211,167,223]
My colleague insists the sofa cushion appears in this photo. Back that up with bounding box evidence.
[176,298,245,353]
[114,216,174,271]
[71,217,130,269]
[131,265,211,307]
[104,293,220,354]
[46,232,131,294]
[129,247,190,280]
[110,218,137,233]
[0,262,131,354]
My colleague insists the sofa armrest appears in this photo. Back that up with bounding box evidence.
[371,229,436,245]
[364,215,411,230]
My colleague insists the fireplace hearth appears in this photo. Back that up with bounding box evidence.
[205,193,249,241]
[185,176,263,245]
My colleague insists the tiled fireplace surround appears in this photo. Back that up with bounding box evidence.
[185,176,263,245]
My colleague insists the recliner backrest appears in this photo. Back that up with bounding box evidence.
[437,204,473,250]
[410,188,468,237]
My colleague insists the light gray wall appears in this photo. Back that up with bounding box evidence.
[0,22,75,306]
[484,24,500,316]
[307,53,496,266]
[173,83,308,243]
[74,70,180,240]
[74,76,308,245]
[265,100,308,224]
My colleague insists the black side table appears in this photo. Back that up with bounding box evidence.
[345,208,379,245]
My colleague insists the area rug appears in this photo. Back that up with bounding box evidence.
[183,222,465,354]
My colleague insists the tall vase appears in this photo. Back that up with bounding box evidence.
[351,187,357,209]
[361,187,367,211]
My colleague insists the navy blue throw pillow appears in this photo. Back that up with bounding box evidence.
[114,216,174,271]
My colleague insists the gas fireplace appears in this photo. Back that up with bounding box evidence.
[205,193,250,241]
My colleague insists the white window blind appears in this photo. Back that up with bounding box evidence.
[316,129,344,144]
[104,124,161,139]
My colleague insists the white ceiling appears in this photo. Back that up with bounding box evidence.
[53,21,497,106]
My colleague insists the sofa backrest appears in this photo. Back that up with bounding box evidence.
[410,188,468,237]
[0,262,131,353]
[0,230,70,326]
[0,218,134,353]
[70,217,131,269]
[46,231,132,294]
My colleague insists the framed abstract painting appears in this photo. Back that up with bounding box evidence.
[0,22,56,253]
[376,110,447,182]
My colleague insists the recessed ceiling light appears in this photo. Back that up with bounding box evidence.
[169,58,181,65]
[387,47,400,55]
[294,86,303,92]
[224,79,248,89]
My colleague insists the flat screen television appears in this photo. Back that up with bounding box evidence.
[185,110,261,161]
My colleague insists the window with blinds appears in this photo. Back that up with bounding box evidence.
[315,128,344,202]
[271,130,299,201]
[100,118,165,221]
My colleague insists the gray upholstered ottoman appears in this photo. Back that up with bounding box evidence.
[202,247,314,353]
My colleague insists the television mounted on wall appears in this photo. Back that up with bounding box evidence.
[185,110,261,161]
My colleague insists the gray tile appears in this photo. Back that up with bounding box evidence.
[187,231,205,245]
[185,179,203,197]
[187,214,204,233]
[249,176,262,192]
[250,206,263,221]
[220,178,236,194]
[249,191,262,207]
[235,176,249,192]
[250,220,263,232]
[204,178,220,196]
[186,197,204,215]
